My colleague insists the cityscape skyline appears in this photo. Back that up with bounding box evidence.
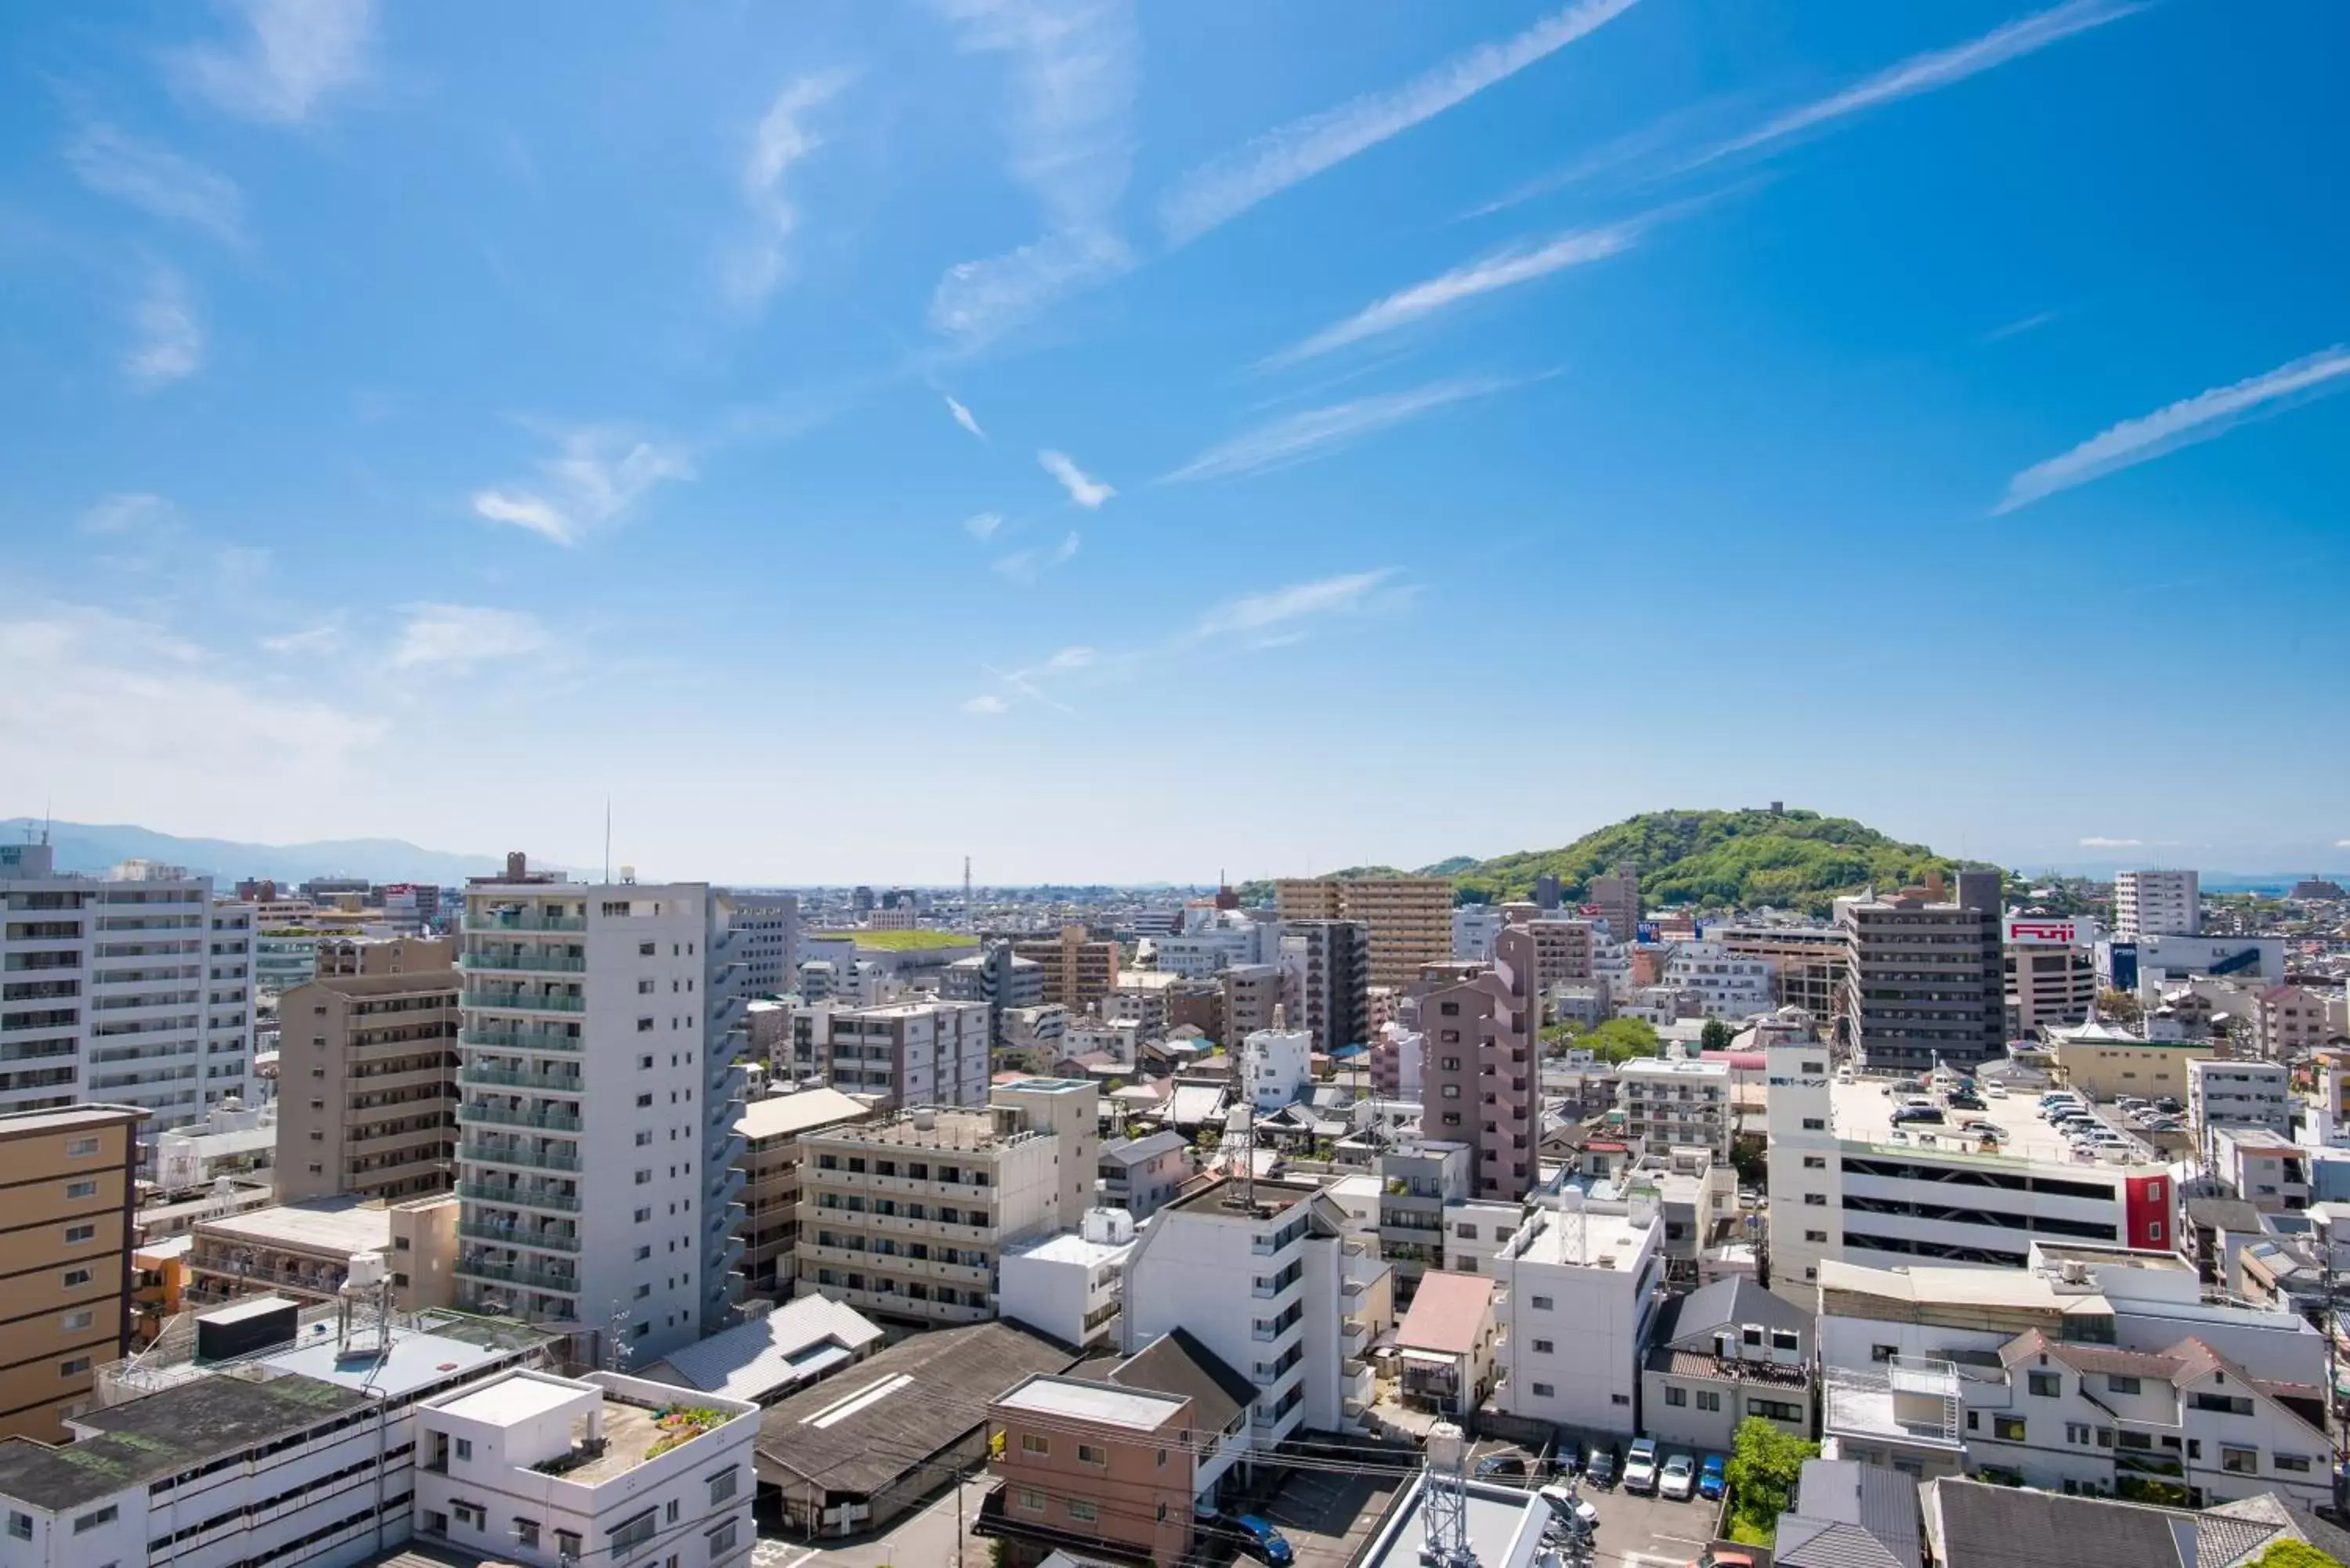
[4,1,2346,883]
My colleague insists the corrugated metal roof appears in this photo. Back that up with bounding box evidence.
[640,1294,883,1404]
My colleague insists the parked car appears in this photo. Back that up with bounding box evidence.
[1538,1485,1600,1537]
[1893,1105,1945,1125]
[1986,1083,2009,1098]
[1659,1453,1697,1501]
[1624,1437,1660,1495]
[1697,1454,1728,1501]
[1477,1454,1530,1481]
[1585,1443,1619,1488]
[1947,1092,1987,1111]
[1230,1513,1295,1566]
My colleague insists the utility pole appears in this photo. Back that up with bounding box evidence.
[2327,1254,2347,1516]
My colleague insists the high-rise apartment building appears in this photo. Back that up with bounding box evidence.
[451,862,752,1363]
[1837,872,2007,1071]
[1274,876,1451,991]
[0,844,251,1154]
[1589,862,1642,945]
[1413,925,1539,1201]
[274,966,460,1203]
[2114,869,2201,938]
[1013,924,1119,1012]
[734,1086,872,1300]
[728,891,801,995]
[1278,920,1370,1053]
[795,1078,1097,1328]
[808,999,989,1110]
[1220,963,1283,1049]
[1509,915,1598,994]
[0,1104,143,1441]
[942,940,1043,1046]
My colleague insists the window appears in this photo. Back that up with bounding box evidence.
[667,1501,681,1525]
[636,1169,653,1185]
[610,1508,657,1559]
[1532,1339,1554,1354]
[635,1246,652,1263]
[1802,1155,1826,1169]
[638,978,655,994]
[1802,1117,1826,1132]
[707,1519,738,1558]
[58,1357,89,1378]
[2221,1447,2259,1475]
[1455,1223,1478,1239]
[65,1179,98,1200]
[639,941,656,956]
[2027,1371,2062,1397]
[1802,1193,1827,1206]
[1531,1382,1555,1397]
[1018,1489,1046,1512]
[2276,1454,2313,1474]
[6,1512,29,1541]
[60,1310,93,1333]
[1068,1500,1098,1523]
[1612,1393,1631,1406]
[558,1531,582,1560]
[1022,1433,1050,1456]
[1994,1417,2026,1442]
[73,1505,116,1534]
[515,1519,540,1549]
[1530,1295,1553,1310]
[1665,1386,1687,1407]
[637,1130,653,1146]
[1441,1085,1461,1100]
[1771,1331,1800,1353]
[2108,1374,2142,1396]
[454,1437,473,1461]
[2066,1423,2091,1444]
[1806,1230,1828,1243]
[2192,1390,2254,1416]
[1697,1391,1722,1412]
[1749,1398,1800,1422]
[65,1137,99,1158]
[1077,1443,1108,1466]
[638,1017,655,1032]
[636,1207,652,1223]
[708,1466,739,1504]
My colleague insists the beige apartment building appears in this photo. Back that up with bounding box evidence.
[2255,985,2341,1060]
[1509,914,1597,992]
[795,1078,1097,1328]
[1275,876,1452,991]
[1220,963,1282,1050]
[273,968,460,1203]
[186,1193,457,1312]
[313,934,454,977]
[735,1086,873,1301]
[1014,926,1119,1013]
[0,1104,144,1442]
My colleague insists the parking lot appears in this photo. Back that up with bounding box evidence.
[1243,1464,1407,1568]
[1466,1439,1718,1568]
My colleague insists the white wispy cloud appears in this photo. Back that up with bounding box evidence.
[1164,376,1508,483]
[1691,0,2142,168]
[727,71,850,310]
[1038,449,1114,508]
[962,644,1094,715]
[78,493,172,536]
[929,0,1139,340]
[1196,569,1398,639]
[964,511,1004,541]
[1042,645,1094,671]
[1265,219,1642,367]
[2078,836,2142,849]
[392,604,550,669]
[962,692,1011,716]
[2335,839,2350,851]
[992,530,1082,585]
[1159,0,1639,247]
[944,395,987,439]
[125,266,204,390]
[171,0,376,124]
[471,426,695,546]
[1985,309,2060,342]
[260,621,345,656]
[1998,346,2350,514]
[64,123,245,244]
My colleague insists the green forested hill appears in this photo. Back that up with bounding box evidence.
[1455,808,1976,913]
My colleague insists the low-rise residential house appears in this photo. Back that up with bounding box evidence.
[413,1369,760,1568]
[1774,1458,1923,1568]
[1097,1129,1188,1218]
[186,1193,455,1311]
[1394,1271,1497,1416]
[1640,1277,1814,1452]
[982,1374,1195,1566]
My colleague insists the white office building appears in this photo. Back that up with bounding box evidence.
[1658,941,1775,1022]
[1243,1028,1314,1114]
[2114,869,2201,939]
[725,892,800,996]
[412,1368,758,1568]
[1452,906,1505,963]
[1488,1193,1665,1436]
[453,865,754,1364]
[1615,1052,1734,1159]
[0,844,253,1154]
[1120,1176,1381,1443]
[2189,1060,2295,1151]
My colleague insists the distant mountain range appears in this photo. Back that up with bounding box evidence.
[0,819,513,887]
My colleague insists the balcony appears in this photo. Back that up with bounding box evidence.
[460,952,586,975]
[457,1141,581,1173]
[458,1220,581,1254]
[458,1102,582,1134]
[462,912,585,934]
[458,1066,586,1095]
[455,1255,580,1294]
[462,988,584,1015]
[457,1180,580,1212]
[458,1028,581,1054]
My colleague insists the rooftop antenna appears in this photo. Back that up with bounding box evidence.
[1420,1422,1477,1566]
[964,854,972,907]
[603,798,612,883]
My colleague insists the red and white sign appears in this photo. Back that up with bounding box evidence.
[2005,917,2081,947]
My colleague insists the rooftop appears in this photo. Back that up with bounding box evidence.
[1505,1203,1654,1272]
[437,1371,584,1427]
[996,1375,1185,1433]
[1618,1054,1734,1079]
[637,1295,884,1404]
[1825,1078,2161,1168]
[1395,1271,1494,1357]
[1356,1474,1552,1568]
[195,1197,392,1258]
[1008,1229,1137,1268]
[810,1107,1024,1151]
[736,1086,872,1142]
[1161,1173,1326,1220]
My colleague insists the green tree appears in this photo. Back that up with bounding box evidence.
[1725,1417,1817,1545]
[1581,1017,1661,1064]
[2097,988,2143,1026]
[1701,1018,1734,1053]
[2249,1544,2347,1568]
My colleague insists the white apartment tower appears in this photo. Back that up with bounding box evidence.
[0,844,253,1154]
[2115,869,2201,938]
[454,861,752,1364]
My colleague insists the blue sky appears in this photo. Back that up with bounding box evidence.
[3,0,2346,884]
